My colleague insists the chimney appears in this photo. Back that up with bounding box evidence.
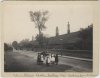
[56,26,59,36]
[67,21,70,34]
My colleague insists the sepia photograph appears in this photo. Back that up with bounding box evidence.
[1,1,99,77]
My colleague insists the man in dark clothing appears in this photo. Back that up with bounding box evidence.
[37,53,41,65]
[55,54,59,65]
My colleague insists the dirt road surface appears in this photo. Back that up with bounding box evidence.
[4,50,92,72]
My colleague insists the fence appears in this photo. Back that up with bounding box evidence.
[45,49,93,59]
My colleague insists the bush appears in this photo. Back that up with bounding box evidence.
[4,43,13,52]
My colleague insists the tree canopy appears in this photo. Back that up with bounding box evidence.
[29,10,49,35]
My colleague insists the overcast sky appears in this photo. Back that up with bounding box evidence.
[3,2,94,43]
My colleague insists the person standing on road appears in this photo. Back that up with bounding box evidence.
[46,55,50,66]
[51,54,55,64]
[55,54,59,65]
[41,54,44,64]
[37,53,41,65]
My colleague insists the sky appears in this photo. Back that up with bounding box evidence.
[3,1,94,43]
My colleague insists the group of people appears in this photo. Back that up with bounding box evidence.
[37,52,59,66]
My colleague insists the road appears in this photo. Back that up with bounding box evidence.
[4,50,92,72]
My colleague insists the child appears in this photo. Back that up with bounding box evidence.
[46,55,50,66]
[41,54,44,64]
[51,54,55,64]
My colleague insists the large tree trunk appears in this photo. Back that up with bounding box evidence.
[38,27,43,49]
[38,28,41,36]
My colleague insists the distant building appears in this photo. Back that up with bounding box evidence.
[48,31,81,49]
[31,22,80,50]
[30,23,93,50]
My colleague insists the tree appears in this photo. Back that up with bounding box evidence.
[19,39,32,50]
[29,10,49,48]
[35,33,48,49]
[4,43,9,51]
[4,43,13,52]
[12,41,18,50]
[78,24,93,50]
[35,33,44,48]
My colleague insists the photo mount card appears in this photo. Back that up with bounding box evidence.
[0,0,99,77]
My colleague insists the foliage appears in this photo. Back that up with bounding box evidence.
[29,10,49,34]
[12,41,18,50]
[35,33,48,48]
[78,24,93,50]
[18,39,32,50]
[29,10,49,48]
[4,43,13,52]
